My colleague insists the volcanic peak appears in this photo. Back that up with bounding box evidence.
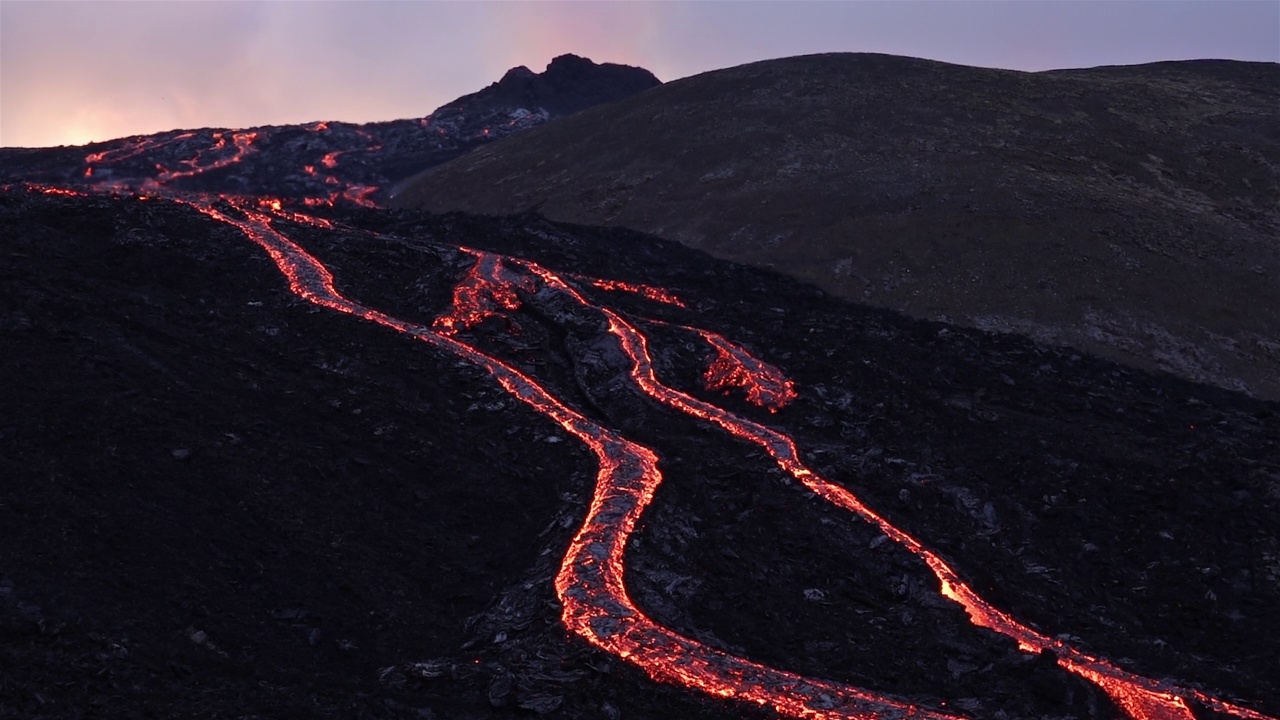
[437,54,661,119]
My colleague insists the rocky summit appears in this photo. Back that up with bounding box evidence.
[393,53,1280,401]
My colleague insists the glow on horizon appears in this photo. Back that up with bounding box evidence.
[1,0,1276,148]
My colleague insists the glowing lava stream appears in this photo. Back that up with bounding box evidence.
[304,127,382,208]
[78,126,379,207]
[186,199,960,720]
[147,131,259,187]
[456,251,1273,720]
[84,131,196,167]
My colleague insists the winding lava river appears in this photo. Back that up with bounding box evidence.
[18,131,1277,720]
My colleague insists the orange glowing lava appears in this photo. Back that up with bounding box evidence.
[84,132,194,167]
[29,184,89,198]
[434,249,534,335]
[178,210,962,720]
[38,129,1276,720]
[305,130,381,207]
[443,249,1274,720]
[578,275,687,308]
[700,332,797,411]
[147,131,258,187]
[73,122,380,209]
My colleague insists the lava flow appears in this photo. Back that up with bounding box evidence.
[400,247,1276,720]
[699,330,797,412]
[520,258,1273,720]
[572,274,687,308]
[189,201,964,720]
[302,125,382,207]
[34,128,1276,720]
[147,131,259,187]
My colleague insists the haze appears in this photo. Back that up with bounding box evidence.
[2,0,1276,148]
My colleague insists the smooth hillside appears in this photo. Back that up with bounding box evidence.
[393,53,1280,399]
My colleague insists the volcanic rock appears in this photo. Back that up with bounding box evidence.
[433,54,660,121]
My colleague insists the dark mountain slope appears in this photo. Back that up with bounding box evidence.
[0,54,659,204]
[2,186,1278,719]
[393,53,1280,400]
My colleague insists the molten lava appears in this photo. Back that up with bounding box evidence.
[576,275,687,308]
[700,332,798,411]
[147,131,258,188]
[302,127,382,208]
[36,129,1276,720]
[83,131,195,168]
[28,183,89,198]
[433,249,535,335]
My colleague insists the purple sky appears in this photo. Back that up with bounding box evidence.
[2,0,1276,148]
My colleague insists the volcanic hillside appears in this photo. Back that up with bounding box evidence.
[2,186,1279,720]
[393,53,1280,400]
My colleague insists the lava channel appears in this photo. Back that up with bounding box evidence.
[189,200,963,720]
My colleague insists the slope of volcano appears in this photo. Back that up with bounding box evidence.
[1,186,1278,720]
[392,53,1280,401]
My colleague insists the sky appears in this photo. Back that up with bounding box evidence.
[1,1,1276,148]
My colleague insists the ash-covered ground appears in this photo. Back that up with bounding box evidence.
[1,187,1278,720]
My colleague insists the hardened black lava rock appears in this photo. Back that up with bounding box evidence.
[0,187,1277,720]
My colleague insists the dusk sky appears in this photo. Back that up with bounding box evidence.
[2,1,1276,148]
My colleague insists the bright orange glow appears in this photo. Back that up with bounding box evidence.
[69,125,381,209]
[83,132,194,167]
[433,249,534,335]
[32,133,1276,720]
[144,131,258,188]
[699,331,797,411]
[303,130,382,207]
[26,183,89,197]
[476,249,1274,720]
[577,275,687,307]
